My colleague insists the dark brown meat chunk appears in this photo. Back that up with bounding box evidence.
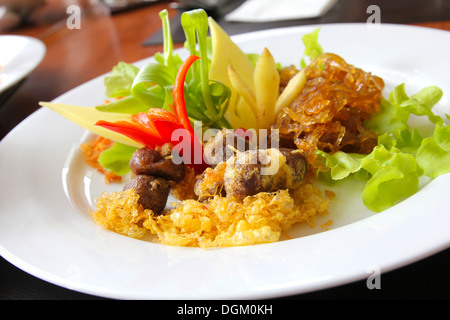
[123,175,170,214]
[224,148,308,200]
[280,148,308,185]
[203,128,255,167]
[129,146,185,182]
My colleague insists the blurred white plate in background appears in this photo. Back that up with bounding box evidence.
[0,35,46,93]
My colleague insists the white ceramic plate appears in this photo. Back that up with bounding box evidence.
[0,35,46,93]
[1,24,450,300]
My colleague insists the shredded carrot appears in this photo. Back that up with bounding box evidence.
[80,136,122,183]
[103,96,125,104]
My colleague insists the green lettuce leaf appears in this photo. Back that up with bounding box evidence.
[360,145,419,212]
[416,120,450,178]
[392,83,443,124]
[96,9,182,114]
[103,62,140,98]
[365,98,409,136]
[300,28,323,68]
[98,142,138,176]
[317,145,420,212]
[366,83,445,157]
[367,84,443,134]
[316,150,365,180]
[130,62,175,109]
[318,83,447,212]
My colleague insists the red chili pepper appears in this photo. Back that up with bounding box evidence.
[146,108,179,123]
[172,55,209,171]
[173,55,200,133]
[95,119,163,149]
[96,109,180,148]
[144,110,184,145]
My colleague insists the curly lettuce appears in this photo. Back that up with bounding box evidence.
[300,28,323,68]
[317,83,448,212]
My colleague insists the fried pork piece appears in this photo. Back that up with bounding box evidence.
[123,175,170,214]
[224,148,308,200]
[203,128,255,167]
[194,162,227,201]
[129,145,185,182]
[126,144,186,213]
[194,148,308,201]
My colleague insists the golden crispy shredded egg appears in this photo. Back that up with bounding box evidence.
[90,188,153,239]
[90,182,334,248]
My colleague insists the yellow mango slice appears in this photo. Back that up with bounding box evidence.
[274,68,306,118]
[254,47,279,129]
[227,65,257,117]
[208,17,257,129]
[39,102,142,148]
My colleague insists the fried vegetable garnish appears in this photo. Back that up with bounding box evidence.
[90,183,334,248]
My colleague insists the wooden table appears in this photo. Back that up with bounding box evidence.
[1,0,449,300]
